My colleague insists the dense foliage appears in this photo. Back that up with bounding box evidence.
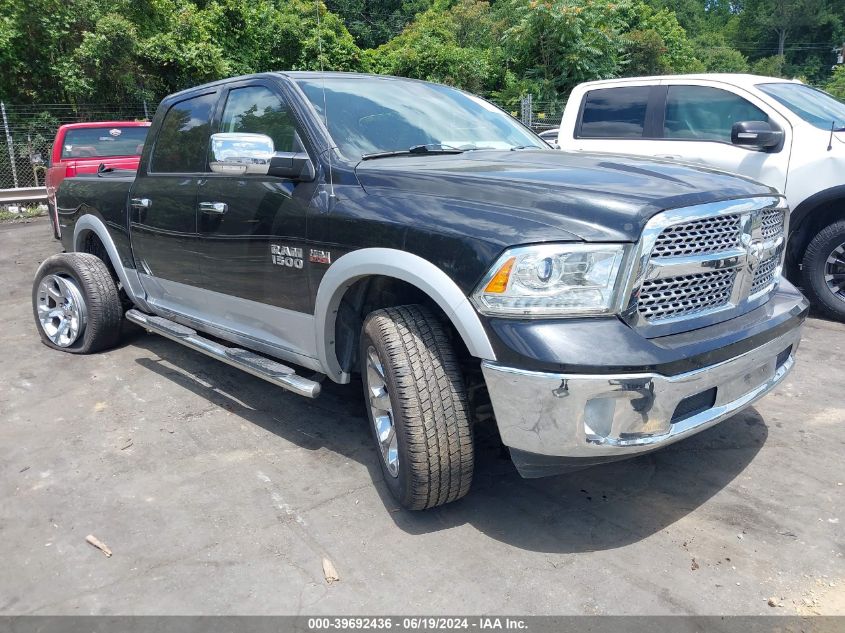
[2,0,845,106]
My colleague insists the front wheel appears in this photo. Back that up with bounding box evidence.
[801,220,845,321]
[32,253,124,353]
[360,305,474,510]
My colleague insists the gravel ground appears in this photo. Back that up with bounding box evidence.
[1,218,843,615]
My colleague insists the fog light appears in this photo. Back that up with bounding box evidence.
[584,397,616,439]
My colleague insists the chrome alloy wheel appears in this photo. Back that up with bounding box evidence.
[36,274,87,347]
[365,345,399,477]
[826,242,845,303]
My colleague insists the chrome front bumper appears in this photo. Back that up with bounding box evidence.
[482,326,802,461]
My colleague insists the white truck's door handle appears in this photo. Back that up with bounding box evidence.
[654,154,681,160]
[199,201,227,214]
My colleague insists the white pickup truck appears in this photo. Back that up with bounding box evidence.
[557,73,845,320]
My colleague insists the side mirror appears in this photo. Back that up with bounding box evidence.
[269,151,315,181]
[210,133,274,175]
[731,121,783,150]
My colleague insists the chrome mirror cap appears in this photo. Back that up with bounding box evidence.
[209,132,274,175]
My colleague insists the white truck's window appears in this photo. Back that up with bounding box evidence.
[578,87,650,138]
[664,86,768,142]
[757,82,845,130]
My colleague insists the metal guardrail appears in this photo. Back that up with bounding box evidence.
[0,186,47,204]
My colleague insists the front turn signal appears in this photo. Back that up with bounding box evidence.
[483,257,516,294]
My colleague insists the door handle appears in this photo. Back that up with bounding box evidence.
[199,201,227,214]
[654,154,681,160]
[130,197,151,209]
[130,197,151,222]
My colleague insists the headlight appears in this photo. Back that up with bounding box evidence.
[471,243,628,317]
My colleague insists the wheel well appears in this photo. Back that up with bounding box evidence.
[77,229,129,307]
[78,230,115,277]
[334,275,472,375]
[333,274,492,424]
[788,197,845,277]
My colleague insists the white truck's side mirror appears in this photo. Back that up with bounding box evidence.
[731,121,784,150]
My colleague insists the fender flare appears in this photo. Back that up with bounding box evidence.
[314,248,497,383]
[73,215,151,312]
[791,185,845,232]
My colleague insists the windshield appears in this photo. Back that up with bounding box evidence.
[757,82,845,130]
[295,76,545,159]
[61,126,149,159]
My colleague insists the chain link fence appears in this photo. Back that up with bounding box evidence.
[496,96,566,134]
[0,102,151,190]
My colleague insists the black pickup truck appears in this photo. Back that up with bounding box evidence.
[36,72,808,510]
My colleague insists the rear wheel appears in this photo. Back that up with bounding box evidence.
[32,253,123,353]
[360,305,474,510]
[801,220,845,321]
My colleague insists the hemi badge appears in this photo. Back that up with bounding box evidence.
[309,249,332,265]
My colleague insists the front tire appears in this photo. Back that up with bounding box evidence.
[801,220,845,321]
[32,253,123,354]
[360,305,474,510]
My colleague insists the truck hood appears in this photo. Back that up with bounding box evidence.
[355,149,777,242]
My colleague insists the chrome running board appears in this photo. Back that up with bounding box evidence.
[126,309,321,398]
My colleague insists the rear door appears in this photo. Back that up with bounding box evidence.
[646,81,791,191]
[130,91,219,305]
[564,83,664,156]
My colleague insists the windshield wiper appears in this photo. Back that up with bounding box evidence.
[361,143,466,161]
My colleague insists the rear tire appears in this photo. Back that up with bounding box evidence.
[360,305,474,510]
[32,253,123,354]
[801,220,845,321]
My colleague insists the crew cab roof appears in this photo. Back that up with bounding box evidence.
[573,73,803,91]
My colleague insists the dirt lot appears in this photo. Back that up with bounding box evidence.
[1,218,843,615]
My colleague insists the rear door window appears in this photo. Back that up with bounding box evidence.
[578,86,651,138]
[61,127,148,159]
[151,93,217,173]
[663,85,769,142]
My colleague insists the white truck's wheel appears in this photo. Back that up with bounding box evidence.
[802,220,845,321]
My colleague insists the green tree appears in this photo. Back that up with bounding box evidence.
[368,1,500,93]
[751,55,786,77]
[61,14,151,102]
[501,0,627,100]
[325,0,432,49]
[625,29,669,76]
[620,3,704,74]
[825,64,845,99]
[693,34,749,73]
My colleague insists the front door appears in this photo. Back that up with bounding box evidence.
[193,82,319,359]
[646,83,791,192]
[130,91,219,307]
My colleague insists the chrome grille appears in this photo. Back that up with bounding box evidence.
[638,269,736,321]
[751,255,780,296]
[761,208,785,241]
[651,214,742,258]
[629,197,788,330]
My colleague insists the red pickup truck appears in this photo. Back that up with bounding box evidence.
[46,121,150,238]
